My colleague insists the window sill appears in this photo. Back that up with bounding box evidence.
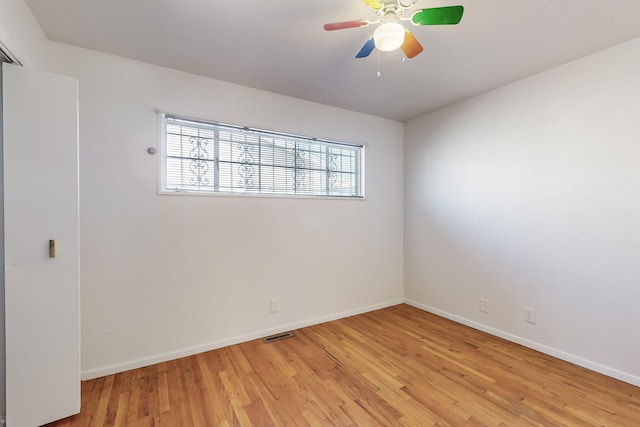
[157,190,366,201]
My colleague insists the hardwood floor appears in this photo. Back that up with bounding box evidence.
[46,304,640,426]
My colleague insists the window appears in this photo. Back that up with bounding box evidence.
[160,114,364,198]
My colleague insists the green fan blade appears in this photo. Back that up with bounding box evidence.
[412,6,464,25]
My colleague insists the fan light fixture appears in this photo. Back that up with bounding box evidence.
[373,22,405,52]
[323,2,464,60]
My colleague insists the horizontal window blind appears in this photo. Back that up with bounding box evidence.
[161,114,364,198]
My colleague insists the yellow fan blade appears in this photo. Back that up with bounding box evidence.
[363,0,382,10]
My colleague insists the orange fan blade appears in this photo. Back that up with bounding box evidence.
[402,30,423,59]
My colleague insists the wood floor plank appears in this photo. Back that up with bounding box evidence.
[46,304,640,426]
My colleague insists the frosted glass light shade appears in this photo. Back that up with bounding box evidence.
[374,22,405,52]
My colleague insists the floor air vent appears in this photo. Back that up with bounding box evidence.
[262,331,294,343]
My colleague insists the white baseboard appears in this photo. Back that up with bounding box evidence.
[81,298,404,380]
[404,299,640,388]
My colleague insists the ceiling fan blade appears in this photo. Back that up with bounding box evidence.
[356,37,376,58]
[401,31,423,59]
[363,0,382,10]
[323,20,369,31]
[411,6,464,25]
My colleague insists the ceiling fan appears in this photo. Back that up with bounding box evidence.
[323,0,464,59]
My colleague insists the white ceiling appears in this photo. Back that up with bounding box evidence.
[24,0,640,121]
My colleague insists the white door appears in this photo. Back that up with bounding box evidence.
[3,63,80,426]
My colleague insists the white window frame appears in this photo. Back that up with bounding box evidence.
[158,113,365,199]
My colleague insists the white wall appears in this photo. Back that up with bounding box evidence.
[1,0,403,381]
[0,61,5,424]
[39,43,404,378]
[0,0,47,66]
[404,37,640,386]
[7,0,638,388]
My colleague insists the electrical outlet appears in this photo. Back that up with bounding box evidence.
[524,307,536,324]
[270,298,280,313]
[479,298,489,313]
